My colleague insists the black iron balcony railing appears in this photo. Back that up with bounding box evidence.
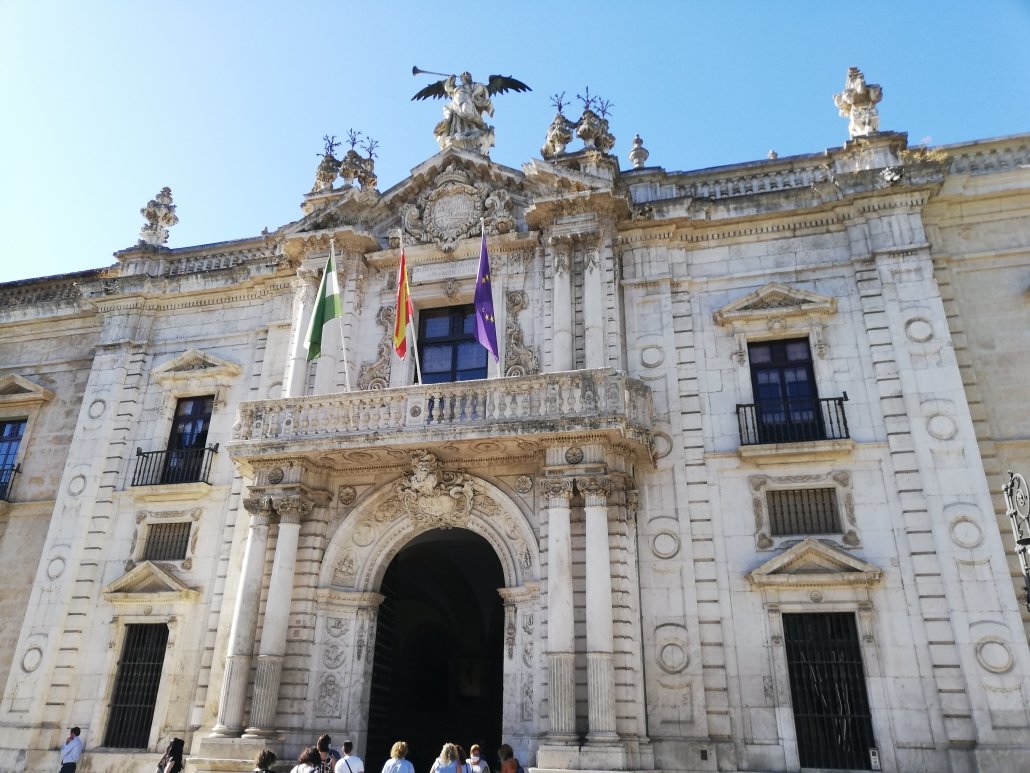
[132,444,219,487]
[737,393,849,446]
[0,463,19,502]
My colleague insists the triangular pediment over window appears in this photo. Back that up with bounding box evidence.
[103,561,199,603]
[747,538,882,589]
[713,283,837,326]
[0,374,54,408]
[152,349,241,389]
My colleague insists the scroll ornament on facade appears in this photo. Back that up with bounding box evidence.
[833,67,883,139]
[504,291,540,377]
[357,305,396,390]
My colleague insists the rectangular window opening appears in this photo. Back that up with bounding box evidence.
[0,418,26,500]
[142,522,191,561]
[104,623,169,749]
[416,305,487,384]
[768,488,841,536]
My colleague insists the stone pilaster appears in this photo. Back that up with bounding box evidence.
[578,475,618,741]
[550,240,573,371]
[581,238,606,369]
[283,269,319,397]
[539,476,576,740]
[244,495,312,737]
[211,497,273,736]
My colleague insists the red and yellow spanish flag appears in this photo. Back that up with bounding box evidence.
[393,248,414,359]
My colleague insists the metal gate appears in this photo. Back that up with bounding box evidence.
[103,623,169,748]
[783,613,876,770]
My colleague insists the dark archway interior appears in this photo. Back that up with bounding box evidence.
[367,529,505,773]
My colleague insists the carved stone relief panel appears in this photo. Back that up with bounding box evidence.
[403,164,515,252]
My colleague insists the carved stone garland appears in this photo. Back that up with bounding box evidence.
[504,290,540,377]
[357,305,396,390]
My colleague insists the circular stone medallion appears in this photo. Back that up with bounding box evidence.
[428,192,477,237]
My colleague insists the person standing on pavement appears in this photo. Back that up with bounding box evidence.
[58,727,84,773]
[466,744,489,773]
[317,733,342,773]
[335,740,365,773]
[381,741,414,773]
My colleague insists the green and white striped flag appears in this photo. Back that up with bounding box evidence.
[303,251,343,361]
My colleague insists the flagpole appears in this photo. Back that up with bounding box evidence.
[330,238,352,391]
[400,233,424,384]
[482,219,503,380]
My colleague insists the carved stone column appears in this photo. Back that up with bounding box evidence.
[244,495,313,737]
[211,497,273,736]
[283,269,319,398]
[578,475,618,741]
[581,238,606,369]
[540,477,576,740]
[550,239,573,371]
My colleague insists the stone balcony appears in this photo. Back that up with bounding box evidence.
[228,368,654,468]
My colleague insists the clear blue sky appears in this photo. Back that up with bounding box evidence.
[2,1,1028,283]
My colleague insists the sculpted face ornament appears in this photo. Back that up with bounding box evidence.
[397,450,476,529]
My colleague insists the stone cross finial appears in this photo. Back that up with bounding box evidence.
[138,187,179,247]
[833,66,883,139]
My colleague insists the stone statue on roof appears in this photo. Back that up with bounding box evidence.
[412,67,531,155]
[834,66,883,139]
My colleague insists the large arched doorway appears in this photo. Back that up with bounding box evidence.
[366,529,505,773]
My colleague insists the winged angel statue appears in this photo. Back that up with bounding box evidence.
[412,68,531,154]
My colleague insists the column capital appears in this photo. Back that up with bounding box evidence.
[539,477,574,504]
[272,495,314,524]
[576,475,613,505]
[242,496,274,523]
[625,488,640,520]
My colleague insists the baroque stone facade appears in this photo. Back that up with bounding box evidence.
[1,72,1029,773]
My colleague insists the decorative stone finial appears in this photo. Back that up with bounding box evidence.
[767,150,778,160]
[312,134,341,193]
[833,66,883,139]
[574,88,615,154]
[628,134,649,168]
[138,187,179,247]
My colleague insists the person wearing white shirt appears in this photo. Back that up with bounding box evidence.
[59,727,84,773]
[335,740,365,773]
[466,744,490,773]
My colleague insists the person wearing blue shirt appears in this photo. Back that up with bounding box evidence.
[59,727,84,773]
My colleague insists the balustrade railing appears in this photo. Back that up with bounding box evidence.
[232,369,653,449]
[132,445,219,486]
[0,463,19,501]
[737,394,849,446]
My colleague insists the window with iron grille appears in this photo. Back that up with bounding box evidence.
[767,488,841,535]
[142,522,191,561]
[782,613,877,769]
[104,623,169,748]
